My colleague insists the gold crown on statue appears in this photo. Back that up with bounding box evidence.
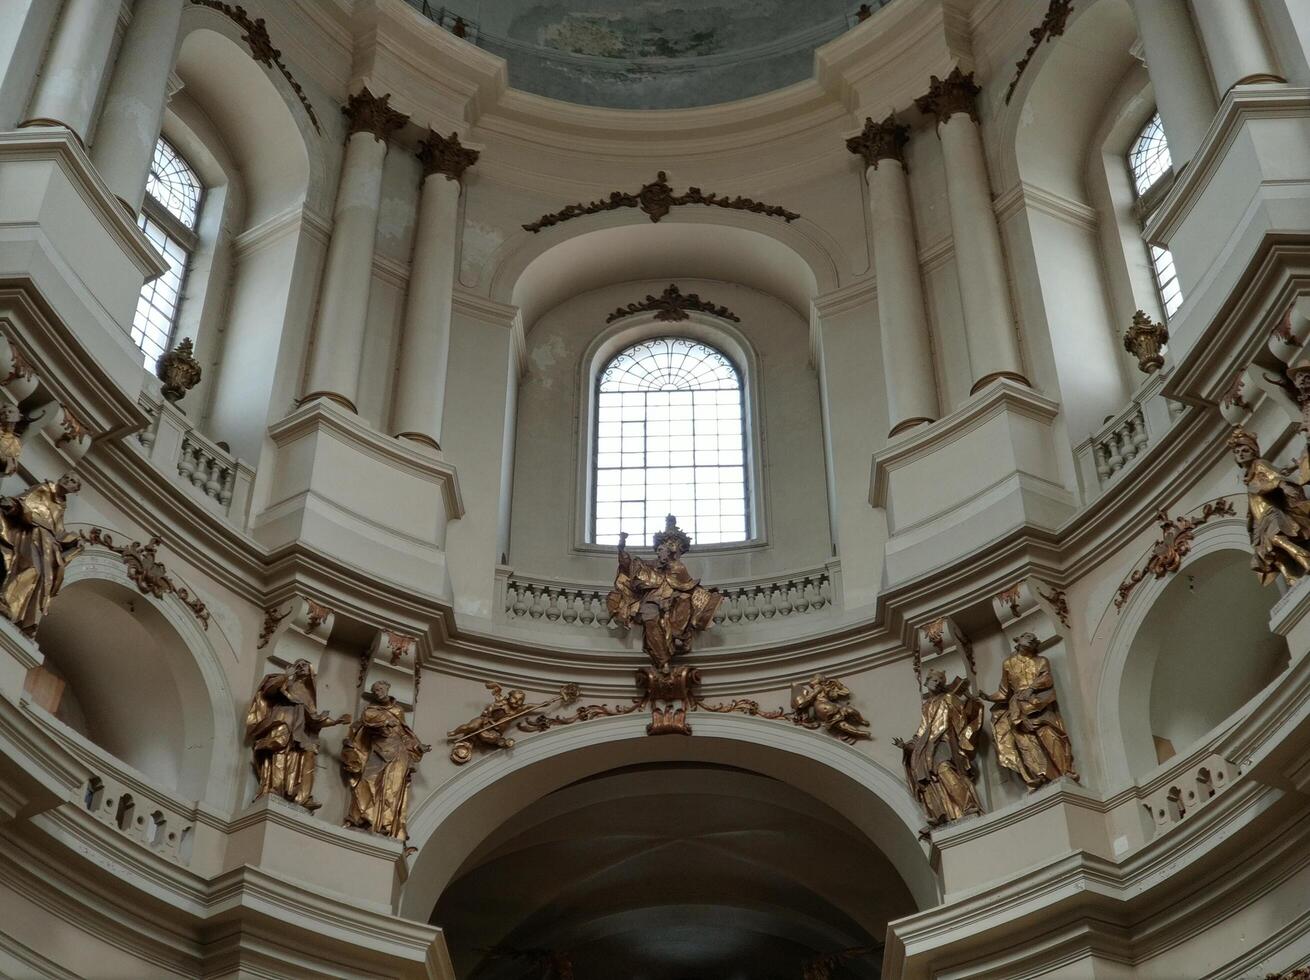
[1227,427,1259,453]
[652,514,692,555]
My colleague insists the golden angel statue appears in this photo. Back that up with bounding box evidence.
[0,474,82,635]
[446,682,528,763]
[1229,427,1310,585]
[244,658,349,810]
[606,515,722,672]
[985,633,1078,790]
[791,675,871,743]
[342,680,430,840]
[894,669,985,827]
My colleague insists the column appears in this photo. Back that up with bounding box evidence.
[915,69,1027,396]
[1129,0,1217,167]
[1190,0,1284,95]
[391,131,480,452]
[89,0,185,213]
[301,88,409,413]
[846,114,939,436]
[19,0,121,142]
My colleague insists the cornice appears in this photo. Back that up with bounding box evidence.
[811,277,877,319]
[994,180,1099,232]
[231,205,329,258]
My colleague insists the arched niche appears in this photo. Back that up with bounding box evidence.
[401,713,935,928]
[1100,526,1288,785]
[31,553,238,805]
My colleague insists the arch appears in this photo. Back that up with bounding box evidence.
[401,712,936,922]
[34,549,240,807]
[1097,520,1286,786]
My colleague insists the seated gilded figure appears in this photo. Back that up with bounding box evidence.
[895,669,985,828]
[341,681,430,840]
[1229,427,1310,585]
[244,658,350,811]
[985,632,1078,790]
[0,474,82,636]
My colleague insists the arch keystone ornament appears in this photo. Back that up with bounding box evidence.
[605,284,740,324]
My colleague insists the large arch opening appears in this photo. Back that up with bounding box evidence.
[404,714,932,977]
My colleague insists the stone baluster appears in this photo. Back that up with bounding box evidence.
[1189,0,1283,96]
[20,0,120,142]
[1129,0,1217,167]
[391,131,479,452]
[219,466,235,507]
[915,69,1028,397]
[204,459,225,499]
[301,88,408,413]
[89,0,186,212]
[846,113,939,436]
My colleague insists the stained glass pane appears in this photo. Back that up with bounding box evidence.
[1128,112,1172,198]
[594,337,749,546]
[145,137,203,229]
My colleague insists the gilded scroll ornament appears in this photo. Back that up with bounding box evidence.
[155,337,202,403]
[1230,427,1310,586]
[0,475,82,635]
[791,675,871,743]
[245,659,349,810]
[1123,309,1168,374]
[895,669,984,828]
[341,681,430,840]
[446,682,580,764]
[606,284,740,324]
[1113,498,1237,609]
[80,529,211,628]
[1004,0,1075,105]
[985,633,1078,790]
[522,171,800,233]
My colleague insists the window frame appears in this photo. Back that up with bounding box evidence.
[1126,111,1184,320]
[573,316,769,558]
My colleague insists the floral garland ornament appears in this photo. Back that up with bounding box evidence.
[80,528,210,629]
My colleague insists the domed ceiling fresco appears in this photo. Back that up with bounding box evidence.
[405,0,881,109]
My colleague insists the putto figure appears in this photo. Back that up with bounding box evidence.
[446,682,528,763]
[894,670,985,828]
[0,474,82,635]
[985,633,1078,790]
[244,659,349,810]
[1229,427,1310,585]
[606,515,722,672]
[791,675,872,743]
[342,681,430,840]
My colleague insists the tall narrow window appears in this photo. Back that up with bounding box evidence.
[132,138,203,369]
[1128,113,1183,318]
[592,337,749,547]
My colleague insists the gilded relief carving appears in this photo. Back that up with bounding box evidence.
[791,675,871,743]
[606,284,740,324]
[1113,498,1237,609]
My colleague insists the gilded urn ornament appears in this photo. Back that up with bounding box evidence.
[155,337,202,404]
[0,474,82,635]
[985,633,1078,790]
[895,669,985,828]
[1123,309,1168,374]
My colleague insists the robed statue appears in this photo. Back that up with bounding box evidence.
[894,669,984,827]
[245,658,349,810]
[606,514,722,671]
[341,681,430,840]
[0,474,82,636]
[985,633,1079,790]
[1229,427,1310,585]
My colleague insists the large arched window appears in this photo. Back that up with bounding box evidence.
[592,337,749,546]
[132,137,203,369]
[1128,113,1183,319]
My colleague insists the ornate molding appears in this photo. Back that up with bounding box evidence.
[605,284,740,324]
[342,87,408,144]
[914,67,981,127]
[1113,498,1238,610]
[1004,1,1075,105]
[80,529,211,629]
[845,113,909,170]
[522,171,800,233]
[416,130,478,183]
[385,630,417,665]
[54,405,89,448]
[188,1,321,133]
[256,606,289,649]
[1037,585,1070,628]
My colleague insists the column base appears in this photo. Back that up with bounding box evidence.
[969,370,1031,396]
[887,416,935,438]
[395,430,441,452]
[297,390,358,413]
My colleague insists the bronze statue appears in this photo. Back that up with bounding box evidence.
[342,681,430,839]
[1229,427,1310,585]
[791,675,872,743]
[0,474,82,635]
[894,669,984,827]
[606,515,722,672]
[985,633,1078,790]
[244,658,349,810]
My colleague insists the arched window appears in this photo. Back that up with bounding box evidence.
[132,137,203,369]
[1128,113,1183,318]
[592,337,749,547]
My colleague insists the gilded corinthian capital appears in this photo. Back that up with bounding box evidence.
[341,87,409,143]
[914,67,981,126]
[845,113,909,170]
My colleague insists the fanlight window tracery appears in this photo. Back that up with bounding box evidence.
[1128,112,1183,319]
[593,337,750,547]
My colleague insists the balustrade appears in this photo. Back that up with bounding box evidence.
[1076,371,1184,499]
[136,392,253,523]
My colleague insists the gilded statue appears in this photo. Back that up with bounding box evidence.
[1229,427,1310,585]
[894,669,985,827]
[606,515,722,672]
[0,474,82,635]
[342,681,430,840]
[985,633,1078,790]
[244,659,349,810]
[0,404,40,477]
[447,682,580,764]
[791,675,871,743]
